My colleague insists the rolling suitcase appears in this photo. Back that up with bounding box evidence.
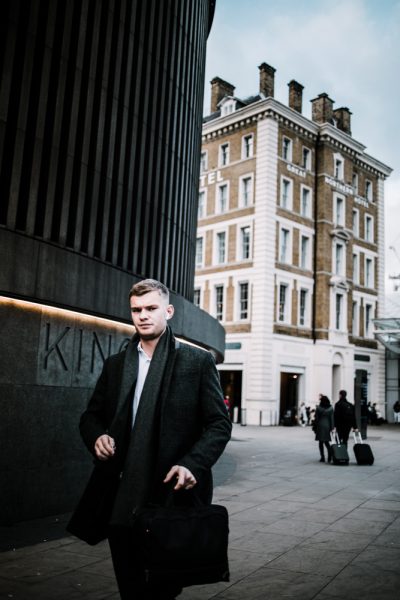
[353,432,374,465]
[330,433,349,465]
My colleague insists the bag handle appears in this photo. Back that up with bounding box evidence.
[353,431,363,444]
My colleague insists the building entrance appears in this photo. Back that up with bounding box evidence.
[280,372,299,425]
[220,370,242,423]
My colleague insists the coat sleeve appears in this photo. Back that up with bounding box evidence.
[177,351,232,480]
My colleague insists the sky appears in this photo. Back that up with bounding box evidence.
[203,0,400,297]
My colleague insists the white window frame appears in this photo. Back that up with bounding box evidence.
[214,284,225,322]
[365,179,373,202]
[219,143,230,167]
[195,236,204,268]
[364,256,374,288]
[238,281,250,321]
[242,133,254,159]
[300,234,311,270]
[215,181,229,214]
[352,172,358,194]
[239,173,254,207]
[352,300,359,336]
[302,146,311,170]
[215,230,227,264]
[335,292,344,331]
[280,176,293,210]
[298,287,311,327]
[193,288,201,308]
[300,185,312,218]
[279,227,291,264]
[200,151,208,173]
[352,252,359,285]
[352,208,359,237]
[364,302,374,338]
[333,152,344,180]
[365,214,374,243]
[333,241,346,276]
[282,136,293,162]
[221,98,236,116]
[198,189,206,219]
[277,282,290,324]
[333,193,345,226]
[239,224,251,260]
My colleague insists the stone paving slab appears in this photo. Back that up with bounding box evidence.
[1,424,400,599]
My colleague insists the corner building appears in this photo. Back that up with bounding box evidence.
[195,63,392,425]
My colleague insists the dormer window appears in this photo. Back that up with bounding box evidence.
[220,97,236,116]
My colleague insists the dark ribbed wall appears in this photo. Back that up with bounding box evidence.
[0,0,212,300]
[0,0,223,525]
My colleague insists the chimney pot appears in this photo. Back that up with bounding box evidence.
[210,77,235,113]
[288,80,304,113]
[333,107,352,135]
[258,62,276,98]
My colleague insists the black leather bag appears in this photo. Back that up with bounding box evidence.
[134,493,230,587]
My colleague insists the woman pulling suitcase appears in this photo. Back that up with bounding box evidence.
[313,395,335,463]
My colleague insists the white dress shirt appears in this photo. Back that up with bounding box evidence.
[132,342,152,426]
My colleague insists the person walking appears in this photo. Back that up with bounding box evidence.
[334,390,358,445]
[313,395,334,463]
[393,400,400,424]
[67,279,232,600]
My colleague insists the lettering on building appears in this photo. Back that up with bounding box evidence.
[199,170,224,187]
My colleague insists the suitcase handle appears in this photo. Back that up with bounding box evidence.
[353,431,363,444]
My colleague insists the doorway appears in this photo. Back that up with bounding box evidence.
[219,370,242,423]
[280,372,299,425]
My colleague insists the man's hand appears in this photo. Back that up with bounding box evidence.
[164,465,197,490]
[94,434,116,461]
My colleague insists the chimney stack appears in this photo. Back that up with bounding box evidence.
[210,77,235,113]
[333,107,352,135]
[259,62,276,98]
[311,93,334,124]
[288,80,304,113]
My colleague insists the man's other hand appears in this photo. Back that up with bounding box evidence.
[94,434,116,461]
[164,465,197,490]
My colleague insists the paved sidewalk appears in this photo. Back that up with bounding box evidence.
[1,424,399,599]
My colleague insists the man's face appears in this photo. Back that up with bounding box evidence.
[130,290,174,341]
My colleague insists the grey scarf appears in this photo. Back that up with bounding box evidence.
[110,326,177,527]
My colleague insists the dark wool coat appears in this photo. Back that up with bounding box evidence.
[68,336,232,543]
[314,405,334,442]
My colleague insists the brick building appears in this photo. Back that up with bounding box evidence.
[195,62,392,425]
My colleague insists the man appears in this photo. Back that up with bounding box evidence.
[68,279,231,599]
[333,389,358,445]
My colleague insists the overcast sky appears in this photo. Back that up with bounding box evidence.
[204,0,400,296]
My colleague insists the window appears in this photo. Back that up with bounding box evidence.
[216,183,228,213]
[300,235,310,270]
[352,301,359,335]
[334,194,345,226]
[219,143,229,167]
[352,208,359,237]
[215,285,224,321]
[365,303,373,337]
[365,180,373,202]
[193,288,201,307]
[282,137,292,161]
[239,282,249,320]
[335,242,345,275]
[353,253,359,285]
[198,190,205,219]
[242,134,254,159]
[195,237,203,268]
[365,257,373,288]
[302,147,311,170]
[216,231,226,264]
[365,215,374,242]
[299,289,308,326]
[240,226,251,260]
[300,186,311,217]
[352,172,358,194]
[278,284,288,322]
[334,154,344,180]
[200,151,208,173]
[221,100,235,116]
[335,293,343,330]
[280,177,293,210]
[240,175,253,207]
[280,228,290,263]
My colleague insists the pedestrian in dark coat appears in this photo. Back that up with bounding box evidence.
[334,389,358,445]
[314,395,334,462]
[67,279,232,600]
